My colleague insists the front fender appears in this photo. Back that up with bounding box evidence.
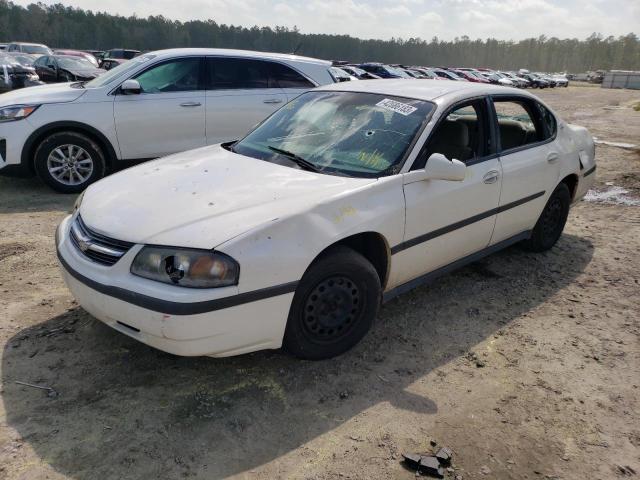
[217,175,406,294]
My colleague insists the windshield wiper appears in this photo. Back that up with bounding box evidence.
[267,145,320,173]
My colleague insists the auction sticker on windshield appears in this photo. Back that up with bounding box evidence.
[376,98,418,116]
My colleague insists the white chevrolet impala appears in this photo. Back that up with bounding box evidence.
[56,80,596,359]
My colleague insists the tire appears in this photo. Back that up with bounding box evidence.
[523,182,571,252]
[33,131,106,193]
[283,246,381,360]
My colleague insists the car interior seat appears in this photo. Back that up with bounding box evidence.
[428,120,473,162]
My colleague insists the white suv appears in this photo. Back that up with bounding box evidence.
[0,48,334,192]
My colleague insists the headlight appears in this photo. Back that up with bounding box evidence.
[0,104,40,123]
[131,247,240,288]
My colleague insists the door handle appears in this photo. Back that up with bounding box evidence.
[180,102,202,107]
[263,98,283,104]
[547,152,559,164]
[483,170,500,184]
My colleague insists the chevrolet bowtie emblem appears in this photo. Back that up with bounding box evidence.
[77,239,91,252]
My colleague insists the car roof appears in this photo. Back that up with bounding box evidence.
[145,48,332,66]
[316,78,531,103]
[10,42,47,46]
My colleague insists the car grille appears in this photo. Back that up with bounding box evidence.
[70,215,134,266]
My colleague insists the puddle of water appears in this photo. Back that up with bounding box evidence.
[584,186,640,206]
[593,138,638,150]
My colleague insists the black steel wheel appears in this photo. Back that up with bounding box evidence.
[523,182,571,252]
[283,246,380,360]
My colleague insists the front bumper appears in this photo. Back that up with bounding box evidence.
[0,117,33,175]
[56,215,295,357]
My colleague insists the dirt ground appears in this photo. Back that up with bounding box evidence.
[0,85,639,480]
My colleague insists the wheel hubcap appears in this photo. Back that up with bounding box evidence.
[47,144,93,186]
[302,276,362,342]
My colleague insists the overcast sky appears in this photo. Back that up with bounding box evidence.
[14,0,640,41]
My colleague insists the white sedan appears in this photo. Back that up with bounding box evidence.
[56,80,596,360]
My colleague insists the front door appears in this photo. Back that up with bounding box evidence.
[391,99,502,287]
[114,57,206,159]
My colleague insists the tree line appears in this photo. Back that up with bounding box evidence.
[1,1,639,72]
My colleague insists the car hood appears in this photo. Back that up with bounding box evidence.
[80,145,376,249]
[0,81,85,106]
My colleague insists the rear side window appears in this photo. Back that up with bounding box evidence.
[535,102,557,139]
[207,57,269,89]
[493,99,544,151]
[268,62,315,88]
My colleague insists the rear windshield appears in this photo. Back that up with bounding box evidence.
[21,44,50,55]
[233,91,434,178]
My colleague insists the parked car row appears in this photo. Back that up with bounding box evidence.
[0,44,596,359]
[0,42,142,91]
[330,61,569,88]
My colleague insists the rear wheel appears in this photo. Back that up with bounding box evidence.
[523,182,571,252]
[283,246,381,360]
[34,131,106,193]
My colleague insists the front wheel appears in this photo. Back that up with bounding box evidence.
[283,246,381,360]
[34,131,106,193]
[523,182,571,252]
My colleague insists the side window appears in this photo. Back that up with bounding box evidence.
[415,101,486,169]
[268,62,315,88]
[535,102,557,139]
[207,57,269,90]
[134,58,201,93]
[493,99,543,151]
[34,56,46,67]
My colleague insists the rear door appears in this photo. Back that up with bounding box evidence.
[204,57,288,145]
[113,56,206,159]
[392,98,502,287]
[489,95,560,244]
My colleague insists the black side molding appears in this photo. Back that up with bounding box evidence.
[583,165,596,177]
[391,191,544,255]
[383,231,531,303]
[57,250,298,316]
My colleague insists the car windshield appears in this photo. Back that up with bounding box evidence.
[21,44,50,54]
[232,91,434,178]
[12,54,35,66]
[0,53,20,67]
[348,66,367,76]
[85,54,156,88]
[385,65,411,78]
[57,56,94,69]
[330,67,352,82]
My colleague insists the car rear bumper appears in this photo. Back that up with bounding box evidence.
[56,215,294,357]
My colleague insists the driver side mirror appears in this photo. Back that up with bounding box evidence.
[406,153,466,183]
[423,153,466,181]
[120,79,141,95]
